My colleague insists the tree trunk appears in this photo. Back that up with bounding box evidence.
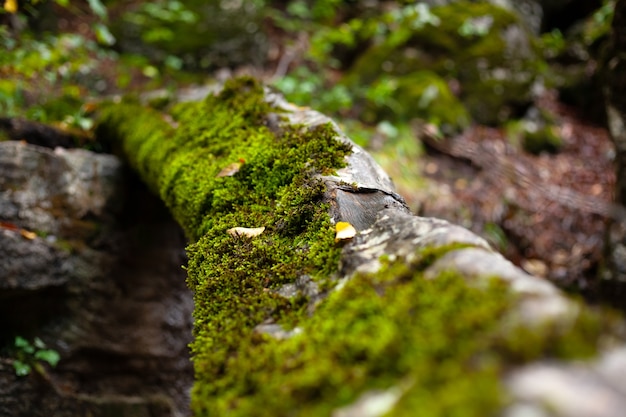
[603,0,626,296]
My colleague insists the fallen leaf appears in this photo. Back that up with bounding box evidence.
[20,229,37,240]
[217,161,243,177]
[227,226,265,238]
[4,0,17,13]
[335,221,356,241]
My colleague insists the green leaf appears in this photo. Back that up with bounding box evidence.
[14,336,29,348]
[94,23,115,46]
[87,0,107,20]
[33,337,46,349]
[35,349,61,367]
[165,55,183,70]
[14,336,34,354]
[286,0,310,19]
[13,360,31,377]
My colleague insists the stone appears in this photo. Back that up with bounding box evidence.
[504,347,626,417]
[0,141,193,417]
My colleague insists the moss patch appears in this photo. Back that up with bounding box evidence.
[192,266,510,416]
[188,250,612,417]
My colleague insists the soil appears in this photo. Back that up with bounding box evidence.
[404,90,616,300]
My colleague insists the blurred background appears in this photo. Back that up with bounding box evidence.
[0,0,619,300]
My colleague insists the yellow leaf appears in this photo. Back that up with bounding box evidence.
[20,229,37,240]
[227,226,265,238]
[217,160,243,177]
[335,221,356,242]
[4,0,17,13]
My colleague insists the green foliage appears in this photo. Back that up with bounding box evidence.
[0,0,120,125]
[123,0,198,44]
[0,30,110,118]
[115,0,268,70]
[584,0,615,45]
[273,2,452,118]
[273,67,353,114]
[12,336,60,377]
[0,0,207,127]
[483,222,508,252]
[271,1,541,132]
[540,29,566,59]
[363,72,470,130]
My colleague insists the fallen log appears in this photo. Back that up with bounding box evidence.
[96,77,625,417]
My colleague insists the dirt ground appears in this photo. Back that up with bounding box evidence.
[381,90,616,300]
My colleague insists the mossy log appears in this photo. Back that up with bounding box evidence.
[96,77,626,417]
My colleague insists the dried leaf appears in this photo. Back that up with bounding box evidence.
[227,226,265,238]
[335,221,356,241]
[20,230,37,240]
[217,161,243,177]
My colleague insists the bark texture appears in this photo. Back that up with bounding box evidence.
[604,0,626,295]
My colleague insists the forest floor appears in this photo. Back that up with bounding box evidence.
[382,90,616,300]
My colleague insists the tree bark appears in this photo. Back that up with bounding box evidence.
[603,0,626,295]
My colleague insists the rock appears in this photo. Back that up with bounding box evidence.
[428,0,544,34]
[0,141,193,417]
[504,347,626,417]
[505,108,564,155]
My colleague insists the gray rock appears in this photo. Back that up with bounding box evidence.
[0,141,193,417]
[504,347,626,417]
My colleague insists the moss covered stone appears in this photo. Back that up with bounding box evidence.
[346,1,544,125]
[96,77,614,417]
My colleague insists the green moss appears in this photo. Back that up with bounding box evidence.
[410,242,477,271]
[187,258,508,416]
[494,300,620,363]
[188,248,613,417]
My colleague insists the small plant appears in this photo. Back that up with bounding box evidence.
[12,336,60,377]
